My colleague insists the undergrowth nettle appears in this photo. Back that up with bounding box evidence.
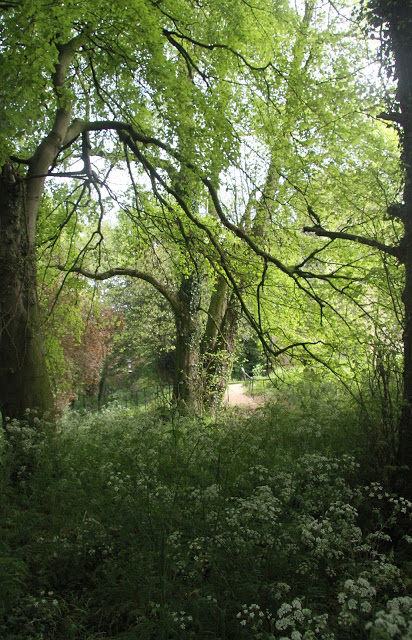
[1,401,410,639]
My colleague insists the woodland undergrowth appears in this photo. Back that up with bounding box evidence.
[0,377,411,639]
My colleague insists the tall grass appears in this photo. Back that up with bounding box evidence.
[0,379,410,639]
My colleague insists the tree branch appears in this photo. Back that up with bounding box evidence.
[59,265,180,313]
[162,28,275,73]
[203,176,296,276]
[63,119,169,149]
[61,118,402,293]
[378,111,404,126]
[303,224,402,260]
[24,34,87,241]
[52,34,86,93]
[61,119,299,277]
[9,155,31,165]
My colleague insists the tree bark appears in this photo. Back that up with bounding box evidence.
[200,277,239,408]
[173,276,200,409]
[0,162,54,421]
[370,0,412,496]
[391,2,412,497]
[0,36,82,423]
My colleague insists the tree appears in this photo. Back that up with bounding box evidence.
[103,278,176,388]
[0,0,402,436]
[0,0,269,420]
[296,0,412,495]
[65,248,233,410]
[41,283,123,411]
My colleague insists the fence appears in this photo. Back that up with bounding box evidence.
[72,377,272,412]
[243,376,271,397]
[72,382,173,412]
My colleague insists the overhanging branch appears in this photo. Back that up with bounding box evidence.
[59,118,402,310]
[59,265,180,313]
[303,224,402,260]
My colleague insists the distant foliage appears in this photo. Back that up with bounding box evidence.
[40,283,123,411]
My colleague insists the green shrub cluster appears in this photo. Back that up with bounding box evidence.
[0,389,410,639]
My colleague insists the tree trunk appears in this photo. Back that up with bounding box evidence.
[0,162,54,421]
[396,46,412,496]
[173,276,200,409]
[0,38,82,424]
[383,0,412,496]
[200,279,240,408]
[211,294,240,405]
[399,257,412,486]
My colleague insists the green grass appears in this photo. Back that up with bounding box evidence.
[0,379,411,639]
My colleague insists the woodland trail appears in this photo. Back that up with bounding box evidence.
[224,383,261,408]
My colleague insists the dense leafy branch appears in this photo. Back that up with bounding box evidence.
[120,134,333,361]
[68,119,381,342]
[34,101,397,381]
[58,118,366,288]
[60,122,328,364]
[301,343,363,404]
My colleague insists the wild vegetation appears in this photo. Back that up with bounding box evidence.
[0,0,411,637]
[1,373,411,639]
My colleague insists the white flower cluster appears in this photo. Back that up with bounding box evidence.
[105,461,132,496]
[274,597,333,640]
[337,577,377,628]
[188,537,211,572]
[33,591,59,609]
[365,596,412,638]
[271,581,292,600]
[299,500,362,565]
[4,411,47,457]
[218,484,282,551]
[246,464,272,483]
[48,515,116,559]
[361,558,403,592]
[172,609,193,630]
[365,482,412,516]
[292,454,359,511]
[236,602,268,629]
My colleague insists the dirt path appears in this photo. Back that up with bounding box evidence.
[224,383,261,408]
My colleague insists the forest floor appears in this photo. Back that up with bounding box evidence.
[224,382,262,408]
[2,376,410,640]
